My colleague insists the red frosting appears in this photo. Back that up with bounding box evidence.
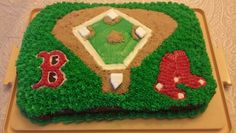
[154,50,206,100]
[32,50,67,89]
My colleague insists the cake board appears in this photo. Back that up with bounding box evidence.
[2,8,233,133]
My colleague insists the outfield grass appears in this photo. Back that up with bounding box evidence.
[89,18,139,64]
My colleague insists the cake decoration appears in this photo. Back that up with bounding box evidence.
[107,30,124,43]
[110,73,123,89]
[154,50,206,99]
[16,2,216,124]
[72,8,152,70]
[77,26,91,38]
[106,10,119,20]
[135,26,146,38]
[32,50,68,89]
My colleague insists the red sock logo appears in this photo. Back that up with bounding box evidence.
[154,50,206,100]
[32,50,68,89]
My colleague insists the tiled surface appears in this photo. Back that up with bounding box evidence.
[0,0,235,132]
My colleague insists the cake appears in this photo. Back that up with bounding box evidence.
[16,2,216,124]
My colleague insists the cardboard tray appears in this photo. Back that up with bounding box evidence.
[3,8,233,133]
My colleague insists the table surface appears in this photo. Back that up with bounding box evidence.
[0,0,235,133]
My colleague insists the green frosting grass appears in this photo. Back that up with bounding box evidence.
[16,2,216,124]
[90,18,139,64]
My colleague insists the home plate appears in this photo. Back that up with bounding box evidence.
[110,73,123,90]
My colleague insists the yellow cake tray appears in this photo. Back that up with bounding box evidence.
[3,8,233,133]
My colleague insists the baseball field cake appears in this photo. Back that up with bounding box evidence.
[16,2,216,124]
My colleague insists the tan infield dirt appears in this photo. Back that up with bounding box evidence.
[131,25,140,40]
[107,30,124,43]
[86,26,95,39]
[52,6,177,94]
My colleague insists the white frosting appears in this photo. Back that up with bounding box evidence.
[110,73,123,89]
[135,26,146,38]
[106,10,119,20]
[178,93,185,99]
[174,77,179,83]
[77,26,90,38]
[155,83,163,91]
[198,79,205,85]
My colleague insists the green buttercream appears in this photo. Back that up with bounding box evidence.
[16,2,216,124]
[89,18,138,64]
